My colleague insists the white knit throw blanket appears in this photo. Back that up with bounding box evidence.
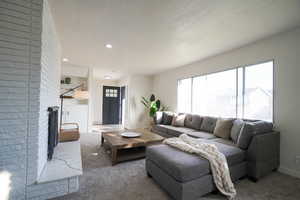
[163,134,236,200]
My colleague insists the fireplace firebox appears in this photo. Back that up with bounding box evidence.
[47,106,59,160]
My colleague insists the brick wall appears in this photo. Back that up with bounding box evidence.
[0,1,76,199]
[0,0,43,199]
[37,0,61,178]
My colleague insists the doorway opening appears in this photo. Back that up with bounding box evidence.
[102,85,126,125]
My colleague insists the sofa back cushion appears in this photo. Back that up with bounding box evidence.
[230,119,244,143]
[213,118,234,139]
[236,123,253,149]
[184,114,203,130]
[252,121,273,134]
[162,112,174,125]
[237,121,273,149]
[200,117,217,133]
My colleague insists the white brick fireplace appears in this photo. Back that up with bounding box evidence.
[0,0,81,199]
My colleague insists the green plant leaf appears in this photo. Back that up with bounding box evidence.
[141,96,150,106]
[149,106,157,117]
[142,96,149,103]
[141,94,168,117]
[150,101,157,108]
[141,100,149,108]
[160,105,168,111]
[150,94,155,102]
[156,99,161,110]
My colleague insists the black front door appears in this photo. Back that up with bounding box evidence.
[102,86,120,124]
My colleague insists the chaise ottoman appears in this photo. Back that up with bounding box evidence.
[146,142,247,200]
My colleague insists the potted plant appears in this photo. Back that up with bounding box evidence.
[141,94,167,123]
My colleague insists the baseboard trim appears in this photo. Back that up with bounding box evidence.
[278,166,300,178]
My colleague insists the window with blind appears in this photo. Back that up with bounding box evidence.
[177,78,192,113]
[177,61,273,121]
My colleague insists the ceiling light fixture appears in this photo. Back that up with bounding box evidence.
[105,44,112,49]
[62,58,69,62]
[104,75,112,80]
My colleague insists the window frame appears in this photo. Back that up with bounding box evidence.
[177,59,274,122]
[177,77,193,113]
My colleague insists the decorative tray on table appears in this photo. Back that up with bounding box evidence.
[120,132,141,138]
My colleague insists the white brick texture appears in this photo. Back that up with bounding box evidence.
[37,0,61,178]
[0,0,42,199]
[0,1,77,200]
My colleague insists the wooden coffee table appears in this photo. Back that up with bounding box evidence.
[101,129,164,165]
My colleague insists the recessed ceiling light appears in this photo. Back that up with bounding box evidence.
[62,58,69,62]
[105,44,112,49]
[104,75,112,80]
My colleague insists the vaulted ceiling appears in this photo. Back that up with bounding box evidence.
[49,0,300,80]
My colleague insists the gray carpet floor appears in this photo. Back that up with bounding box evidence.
[53,133,300,200]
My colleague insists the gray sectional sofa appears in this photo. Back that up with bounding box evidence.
[146,112,280,200]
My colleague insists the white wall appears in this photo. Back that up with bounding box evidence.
[61,75,88,133]
[88,67,94,130]
[60,65,121,129]
[90,78,119,125]
[121,75,153,129]
[0,1,44,198]
[153,27,300,178]
[38,0,61,177]
[118,77,130,127]
[0,0,74,199]
[89,74,153,128]
[61,63,89,78]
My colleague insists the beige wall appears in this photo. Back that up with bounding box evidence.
[89,75,153,128]
[118,75,153,129]
[127,75,153,129]
[153,27,300,178]
[91,78,119,125]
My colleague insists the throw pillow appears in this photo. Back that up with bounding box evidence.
[172,114,186,127]
[230,119,244,143]
[171,113,177,126]
[200,117,218,133]
[214,118,234,139]
[162,112,174,125]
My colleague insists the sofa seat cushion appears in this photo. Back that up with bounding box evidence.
[152,124,172,134]
[146,141,246,182]
[167,126,196,137]
[187,131,216,139]
[146,144,210,182]
[199,139,246,166]
[210,138,236,147]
